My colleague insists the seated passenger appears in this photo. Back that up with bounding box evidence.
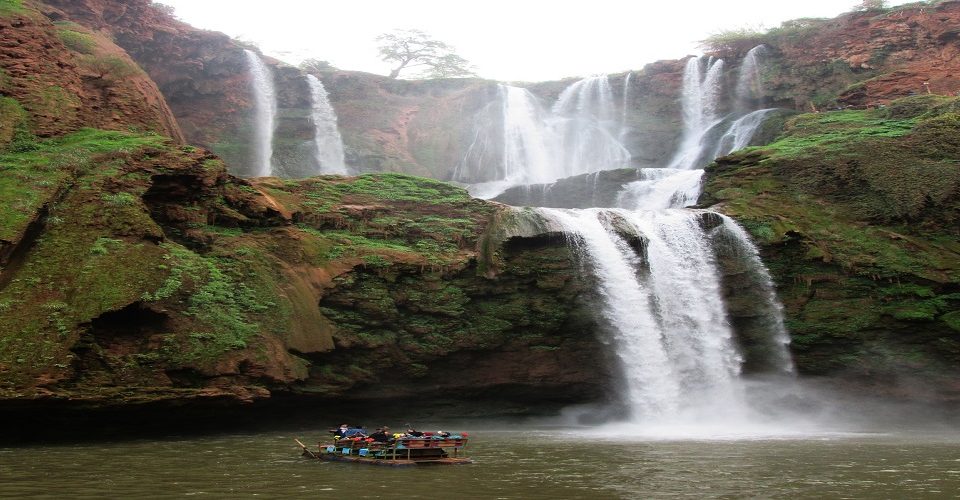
[332,423,349,438]
[369,427,391,443]
[342,426,367,438]
[405,425,424,437]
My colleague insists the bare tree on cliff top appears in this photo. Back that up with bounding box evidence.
[377,29,475,79]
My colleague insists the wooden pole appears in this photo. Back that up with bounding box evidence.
[295,438,319,459]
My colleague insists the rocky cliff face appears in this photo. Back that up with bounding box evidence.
[701,95,960,402]
[34,1,960,183]
[0,127,616,409]
[3,0,960,416]
[0,1,182,143]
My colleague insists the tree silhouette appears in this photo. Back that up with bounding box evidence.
[376,29,475,79]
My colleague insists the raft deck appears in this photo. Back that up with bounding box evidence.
[298,436,472,466]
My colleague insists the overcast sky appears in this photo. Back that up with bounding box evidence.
[155,0,914,82]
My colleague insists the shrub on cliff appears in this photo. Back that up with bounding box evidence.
[77,54,141,86]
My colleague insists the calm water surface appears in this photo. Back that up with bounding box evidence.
[2,425,959,498]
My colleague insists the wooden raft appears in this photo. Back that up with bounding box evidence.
[296,436,473,466]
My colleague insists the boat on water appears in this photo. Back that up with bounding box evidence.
[296,433,472,466]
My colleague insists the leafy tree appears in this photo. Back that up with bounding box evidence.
[699,27,767,56]
[376,29,475,79]
[854,0,887,10]
[300,58,335,73]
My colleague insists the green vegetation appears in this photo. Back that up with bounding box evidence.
[705,95,960,378]
[30,86,82,126]
[0,0,25,17]
[0,67,10,93]
[700,19,827,55]
[0,129,163,245]
[144,245,268,364]
[77,55,142,85]
[760,110,917,160]
[0,97,33,151]
[701,2,942,55]
[265,173,491,269]
[56,29,96,54]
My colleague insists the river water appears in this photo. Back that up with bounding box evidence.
[3,423,959,498]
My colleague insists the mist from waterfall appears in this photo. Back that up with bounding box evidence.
[456,76,629,198]
[244,49,277,177]
[306,74,348,175]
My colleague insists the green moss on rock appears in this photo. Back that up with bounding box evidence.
[704,96,960,383]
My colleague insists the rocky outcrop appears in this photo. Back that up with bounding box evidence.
[702,95,960,402]
[0,126,617,409]
[0,2,182,141]
[492,169,644,208]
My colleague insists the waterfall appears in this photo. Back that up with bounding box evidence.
[541,208,757,422]
[466,48,795,432]
[715,217,794,373]
[306,75,348,175]
[668,57,726,170]
[543,208,682,417]
[501,85,556,185]
[457,77,629,198]
[455,84,556,196]
[244,49,277,177]
[550,75,631,178]
[619,72,632,140]
[615,168,704,210]
[735,45,767,109]
[710,108,777,159]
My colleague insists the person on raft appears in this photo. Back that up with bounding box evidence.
[404,424,423,437]
[369,427,391,443]
[332,424,367,439]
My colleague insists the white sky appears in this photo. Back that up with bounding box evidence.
[155,0,914,82]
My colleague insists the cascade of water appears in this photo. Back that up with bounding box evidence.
[711,108,777,159]
[620,72,632,140]
[615,169,704,210]
[306,75,348,175]
[668,57,726,170]
[455,84,556,196]
[244,50,277,177]
[502,85,556,185]
[550,75,631,179]
[458,77,630,197]
[624,210,745,412]
[542,208,681,418]
[735,45,767,109]
[541,207,751,421]
[715,217,795,373]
